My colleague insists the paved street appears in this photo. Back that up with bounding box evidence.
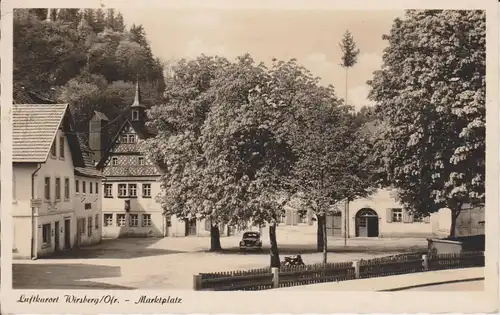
[13,226,428,290]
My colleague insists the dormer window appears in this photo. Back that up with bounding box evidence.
[128,134,136,143]
[120,135,128,143]
[132,109,140,121]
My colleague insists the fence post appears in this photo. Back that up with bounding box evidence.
[193,274,202,291]
[422,254,429,271]
[272,267,279,288]
[353,260,360,279]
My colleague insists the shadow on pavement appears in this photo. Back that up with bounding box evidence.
[205,244,427,255]
[43,237,187,259]
[13,263,134,290]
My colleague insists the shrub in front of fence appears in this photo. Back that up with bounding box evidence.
[193,251,484,291]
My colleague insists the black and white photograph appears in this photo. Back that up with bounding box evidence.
[1,0,498,313]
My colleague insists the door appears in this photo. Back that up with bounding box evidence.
[332,213,342,237]
[64,219,71,250]
[367,217,379,237]
[185,218,197,236]
[54,221,60,252]
[75,219,82,248]
[356,217,368,237]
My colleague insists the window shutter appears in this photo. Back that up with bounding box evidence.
[402,210,410,223]
[386,208,392,223]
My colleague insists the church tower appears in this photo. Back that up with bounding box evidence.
[130,78,146,125]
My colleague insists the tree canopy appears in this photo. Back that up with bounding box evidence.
[368,10,485,235]
[14,9,165,134]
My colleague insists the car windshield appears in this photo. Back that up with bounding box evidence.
[243,232,259,238]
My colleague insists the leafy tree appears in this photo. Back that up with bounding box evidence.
[14,11,87,91]
[339,30,360,106]
[200,55,297,267]
[145,55,232,251]
[368,10,485,237]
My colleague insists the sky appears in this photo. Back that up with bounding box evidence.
[120,9,405,110]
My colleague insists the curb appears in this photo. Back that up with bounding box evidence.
[379,277,484,291]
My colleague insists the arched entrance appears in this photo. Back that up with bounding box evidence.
[355,208,379,237]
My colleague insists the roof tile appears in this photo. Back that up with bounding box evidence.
[13,104,68,162]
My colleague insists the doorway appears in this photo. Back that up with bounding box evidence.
[54,221,60,252]
[64,219,71,250]
[355,208,379,237]
[185,218,197,236]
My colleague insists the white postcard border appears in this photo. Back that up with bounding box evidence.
[1,0,498,314]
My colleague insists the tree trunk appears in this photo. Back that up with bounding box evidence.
[317,215,324,252]
[322,214,328,264]
[209,224,222,252]
[449,208,460,239]
[269,222,281,268]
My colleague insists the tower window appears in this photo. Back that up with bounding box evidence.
[132,109,139,121]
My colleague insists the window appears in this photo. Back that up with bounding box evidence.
[138,156,145,165]
[142,183,151,198]
[55,177,61,200]
[142,214,151,227]
[112,157,118,166]
[118,184,127,197]
[117,214,126,227]
[89,181,93,194]
[64,178,70,199]
[59,136,65,158]
[44,177,51,200]
[128,134,136,143]
[75,179,79,193]
[132,109,139,121]
[95,214,99,229]
[104,214,113,226]
[82,181,86,194]
[391,208,403,222]
[50,141,56,157]
[104,184,113,197]
[129,184,137,197]
[130,214,139,227]
[87,216,93,237]
[81,218,86,235]
[42,224,51,244]
[95,182,99,195]
[84,203,92,210]
[120,134,128,143]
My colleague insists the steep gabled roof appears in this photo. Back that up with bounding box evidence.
[13,104,85,167]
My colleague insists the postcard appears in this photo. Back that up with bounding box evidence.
[1,0,498,313]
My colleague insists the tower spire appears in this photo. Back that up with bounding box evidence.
[131,75,144,108]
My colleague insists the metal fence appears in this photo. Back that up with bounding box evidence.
[193,251,484,291]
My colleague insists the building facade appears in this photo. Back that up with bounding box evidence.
[94,81,212,238]
[12,103,103,259]
[320,188,434,238]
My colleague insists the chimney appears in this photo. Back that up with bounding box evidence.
[88,111,109,164]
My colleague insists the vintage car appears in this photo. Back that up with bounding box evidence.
[239,231,263,251]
